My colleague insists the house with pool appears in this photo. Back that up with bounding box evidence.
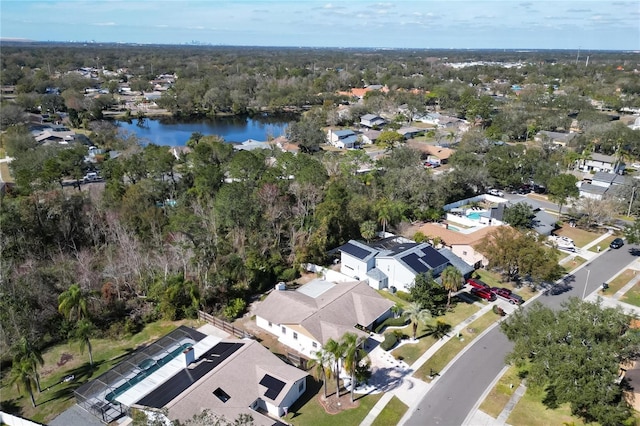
[74,326,308,425]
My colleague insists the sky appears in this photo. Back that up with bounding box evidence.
[1,0,639,51]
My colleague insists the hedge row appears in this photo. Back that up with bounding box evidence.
[375,316,409,333]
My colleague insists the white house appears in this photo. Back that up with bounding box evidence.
[327,129,359,149]
[534,130,577,147]
[578,153,622,174]
[361,129,381,145]
[254,280,393,357]
[360,114,386,128]
[579,171,626,200]
[337,238,452,292]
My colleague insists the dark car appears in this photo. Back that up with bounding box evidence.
[490,287,524,305]
[467,278,490,290]
[610,238,624,249]
[471,287,497,302]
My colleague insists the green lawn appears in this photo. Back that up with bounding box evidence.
[474,269,504,287]
[377,290,410,308]
[391,301,480,365]
[371,396,408,426]
[621,283,640,307]
[588,235,616,252]
[602,269,637,297]
[286,379,382,426]
[478,366,522,418]
[507,385,585,426]
[1,319,199,423]
[561,256,587,273]
[414,311,499,381]
[554,227,601,248]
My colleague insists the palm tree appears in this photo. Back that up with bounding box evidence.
[9,358,37,408]
[342,332,364,403]
[403,302,432,340]
[324,338,346,400]
[308,350,331,399]
[441,266,463,311]
[75,318,96,366]
[13,337,44,392]
[58,283,89,321]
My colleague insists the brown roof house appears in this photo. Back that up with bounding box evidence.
[254,280,393,357]
[418,223,497,268]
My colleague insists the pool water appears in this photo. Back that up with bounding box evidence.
[466,212,482,220]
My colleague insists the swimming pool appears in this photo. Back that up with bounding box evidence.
[466,212,483,220]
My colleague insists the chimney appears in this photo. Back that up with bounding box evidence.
[183,346,195,367]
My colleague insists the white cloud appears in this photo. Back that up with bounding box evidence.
[93,22,117,26]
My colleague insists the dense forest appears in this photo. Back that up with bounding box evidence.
[1,43,640,364]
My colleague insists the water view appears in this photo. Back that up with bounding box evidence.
[117,115,292,146]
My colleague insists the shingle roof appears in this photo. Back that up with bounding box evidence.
[437,248,475,277]
[255,281,393,344]
[579,183,608,195]
[166,340,307,425]
[418,223,498,247]
[592,171,625,185]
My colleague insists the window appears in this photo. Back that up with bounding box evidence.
[213,387,231,403]
[293,332,298,340]
[281,326,286,334]
[299,381,304,392]
[312,342,318,348]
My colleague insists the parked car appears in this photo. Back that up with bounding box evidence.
[488,188,504,197]
[490,287,523,305]
[471,287,496,302]
[467,278,490,290]
[610,238,624,249]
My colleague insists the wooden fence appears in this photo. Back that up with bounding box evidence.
[197,310,254,339]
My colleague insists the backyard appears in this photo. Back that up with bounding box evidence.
[1,319,199,423]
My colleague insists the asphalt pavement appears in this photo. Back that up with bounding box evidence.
[401,245,640,426]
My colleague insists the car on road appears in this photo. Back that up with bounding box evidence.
[610,238,624,249]
[466,278,489,290]
[490,287,523,305]
[471,287,496,302]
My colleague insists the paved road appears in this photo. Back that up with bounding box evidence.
[404,246,639,426]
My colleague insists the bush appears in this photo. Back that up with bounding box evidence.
[279,267,298,282]
[374,316,409,333]
[396,291,411,301]
[493,305,506,316]
[380,333,399,351]
[223,298,247,320]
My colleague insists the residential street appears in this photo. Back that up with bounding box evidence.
[402,245,640,425]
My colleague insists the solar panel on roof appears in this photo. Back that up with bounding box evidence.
[340,242,371,260]
[259,374,286,400]
[401,253,430,274]
[419,247,449,268]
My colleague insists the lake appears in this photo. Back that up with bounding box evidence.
[117,115,292,146]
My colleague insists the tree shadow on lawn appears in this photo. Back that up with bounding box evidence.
[38,360,105,405]
[287,376,323,419]
[417,322,452,340]
[0,398,23,416]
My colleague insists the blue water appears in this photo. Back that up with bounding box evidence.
[105,342,192,402]
[467,212,483,220]
[117,115,292,146]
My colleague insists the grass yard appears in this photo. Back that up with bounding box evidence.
[553,227,601,248]
[391,301,480,365]
[621,283,640,307]
[561,256,587,273]
[507,386,585,426]
[414,311,499,381]
[0,161,14,183]
[588,234,617,252]
[371,396,408,426]
[377,289,410,308]
[602,269,637,297]
[478,366,522,418]
[473,269,504,287]
[286,378,382,426]
[1,319,199,423]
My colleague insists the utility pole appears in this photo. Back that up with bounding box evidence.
[628,186,637,217]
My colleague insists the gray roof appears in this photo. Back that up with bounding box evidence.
[361,114,382,121]
[378,243,450,275]
[255,281,393,344]
[532,210,558,236]
[590,153,616,164]
[537,130,577,143]
[506,196,546,211]
[166,340,308,425]
[592,171,625,185]
[579,183,608,195]
[49,404,106,426]
[437,248,475,277]
[366,267,388,281]
[334,129,356,137]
